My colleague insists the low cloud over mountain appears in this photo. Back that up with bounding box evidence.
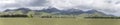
[0,0,120,16]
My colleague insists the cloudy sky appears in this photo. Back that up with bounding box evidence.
[0,0,120,16]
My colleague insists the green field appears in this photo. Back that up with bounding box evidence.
[0,18,119,25]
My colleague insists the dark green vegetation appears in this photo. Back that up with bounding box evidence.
[85,17,120,19]
[0,11,117,19]
[0,14,28,18]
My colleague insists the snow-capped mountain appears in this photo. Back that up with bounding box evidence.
[39,7,60,13]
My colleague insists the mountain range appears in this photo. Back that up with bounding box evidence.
[4,7,112,16]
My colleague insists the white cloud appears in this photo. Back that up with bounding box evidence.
[0,0,16,4]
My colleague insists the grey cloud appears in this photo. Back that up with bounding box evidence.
[27,0,48,6]
[0,0,48,8]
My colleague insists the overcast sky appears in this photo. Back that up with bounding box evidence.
[0,0,120,16]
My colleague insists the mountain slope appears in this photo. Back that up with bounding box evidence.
[4,8,31,14]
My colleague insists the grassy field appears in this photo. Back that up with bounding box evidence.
[0,18,119,25]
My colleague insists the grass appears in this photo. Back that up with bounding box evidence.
[0,18,119,25]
